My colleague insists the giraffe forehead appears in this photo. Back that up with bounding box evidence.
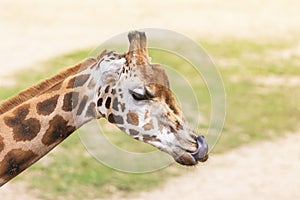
[131,64,170,88]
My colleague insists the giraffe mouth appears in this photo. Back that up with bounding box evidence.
[175,135,209,166]
[190,135,209,162]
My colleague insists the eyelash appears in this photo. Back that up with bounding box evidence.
[130,88,154,101]
[132,92,148,101]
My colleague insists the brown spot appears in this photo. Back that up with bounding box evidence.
[175,120,183,130]
[62,92,79,112]
[143,135,161,143]
[85,102,97,118]
[67,74,90,88]
[144,110,149,120]
[105,86,110,93]
[0,149,37,181]
[127,111,139,126]
[108,113,124,124]
[105,97,111,109]
[112,98,119,111]
[129,129,139,136]
[166,97,180,115]
[120,103,126,112]
[97,98,103,107]
[87,78,96,89]
[158,123,163,132]
[170,126,176,133]
[76,95,88,116]
[36,95,59,116]
[111,89,116,95]
[143,120,154,131]
[118,126,126,132]
[0,135,4,153]
[42,115,76,146]
[4,104,41,142]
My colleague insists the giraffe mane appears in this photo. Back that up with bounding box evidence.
[0,57,98,115]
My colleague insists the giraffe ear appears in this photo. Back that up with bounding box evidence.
[100,58,126,84]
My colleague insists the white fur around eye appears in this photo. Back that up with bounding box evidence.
[132,87,145,95]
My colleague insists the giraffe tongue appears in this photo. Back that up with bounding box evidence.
[190,135,209,162]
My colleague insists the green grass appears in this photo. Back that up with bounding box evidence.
[200,37,300,152]
[1,36,300,199]
[25,134,181,200]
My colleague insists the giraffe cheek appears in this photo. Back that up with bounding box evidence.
[142,120,154,131]
[126,111,139,126]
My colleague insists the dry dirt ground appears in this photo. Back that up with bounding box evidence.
[0,0,300,199]
[120,133,300,200]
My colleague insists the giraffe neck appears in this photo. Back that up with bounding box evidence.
[0,51,120,186]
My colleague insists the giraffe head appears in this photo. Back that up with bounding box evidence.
[97,31,208,166]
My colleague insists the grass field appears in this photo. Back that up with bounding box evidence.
[0,36,299,199]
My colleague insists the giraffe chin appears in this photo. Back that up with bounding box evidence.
[175,135,209,166]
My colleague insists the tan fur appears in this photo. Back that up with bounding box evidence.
[0,58,97,115]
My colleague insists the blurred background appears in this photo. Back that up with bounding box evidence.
[0,0,300,199]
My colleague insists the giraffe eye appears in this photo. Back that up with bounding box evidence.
[129,87,154,101]
[131,91,147,101]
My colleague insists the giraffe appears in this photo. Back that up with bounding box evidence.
[0,31,208,187]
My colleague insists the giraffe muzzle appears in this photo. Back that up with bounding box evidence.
[190,135,209,162]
